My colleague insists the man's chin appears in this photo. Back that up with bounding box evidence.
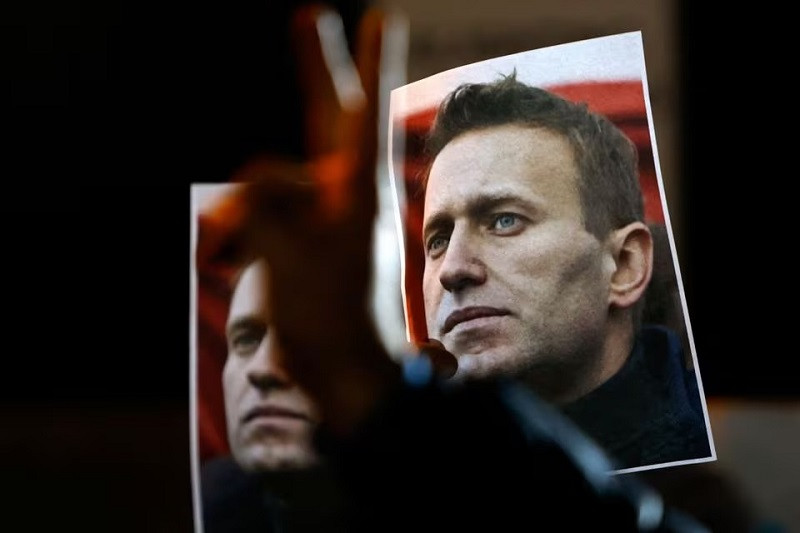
[239,445,319,473]
[452,349,528,381]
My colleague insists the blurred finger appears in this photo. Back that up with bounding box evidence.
[316,10,367,113]
[292,5,365,158]
[348,8,383,154]
[292,5,377,223]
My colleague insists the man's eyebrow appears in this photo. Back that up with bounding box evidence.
[225,315,265,339]
[422,212,452,242]
[466,193,536,217]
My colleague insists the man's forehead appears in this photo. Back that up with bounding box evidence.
[423,126,579,217]
[432,124,573,163]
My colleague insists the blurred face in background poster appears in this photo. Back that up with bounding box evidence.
[223,260,320,471]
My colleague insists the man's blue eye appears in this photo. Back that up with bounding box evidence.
[232,329,265,354]
[493,214,518,229]
[429,236,448,252]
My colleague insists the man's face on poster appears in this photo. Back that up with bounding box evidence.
[422,124,613,387]
[223,260,320,471]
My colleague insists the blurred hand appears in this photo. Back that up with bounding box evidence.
[211,4,459,436]
[220,5,398,436]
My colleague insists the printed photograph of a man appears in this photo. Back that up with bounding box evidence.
[389,32,714,472]
[198,256,326,531]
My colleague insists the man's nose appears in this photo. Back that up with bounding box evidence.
[438,229,487,292]
[246,334,291,390]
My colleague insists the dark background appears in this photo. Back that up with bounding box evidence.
[0,0,791,530]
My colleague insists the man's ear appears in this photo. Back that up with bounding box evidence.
[607,222,653,310]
